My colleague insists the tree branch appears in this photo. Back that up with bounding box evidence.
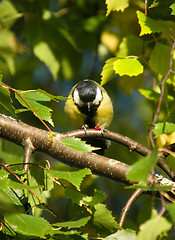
[0,114,174,187]
[0,114,131,184]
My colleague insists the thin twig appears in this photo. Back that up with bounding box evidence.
[149,36,175,147]
[0,163,58,218]
[1,82,52,133]
[145,0,147,16]
[118,189,143,228]
[158,191,166,216]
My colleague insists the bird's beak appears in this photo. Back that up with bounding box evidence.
[87,102,91,112]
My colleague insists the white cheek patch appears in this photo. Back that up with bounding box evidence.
[93,86,103,105]
[73,88,84,106]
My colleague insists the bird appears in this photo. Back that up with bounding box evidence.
[64,79,113,154]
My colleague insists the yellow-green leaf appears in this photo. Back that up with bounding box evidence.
[137,210,172,240]
[34,41,60,80]
[137,10,163,36]
[113,58,143,77]
[101,57,116,86]
[106,0,129,16]
[127,148,158,184]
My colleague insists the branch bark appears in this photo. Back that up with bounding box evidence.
[0,114,174,186]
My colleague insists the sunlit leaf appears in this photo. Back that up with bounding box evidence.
[65,188,106,206]
[9,181,43,190]
[37,89,67,101]
[117,35,143,58]
[46,168,91,190]
[153,122,175,137]
[49,229,88,239]
[0,85,16,116]
[101,57,116,86]
[126,183,172,191]
[0,0,18,28]
[93,204,120,231]
[137,10,163,36]
[105,229,136,240]
[127,148,158,184]
[149,42,171,76]
[5,213,51,237]
[0,29,16,74]
[148,0,159,9]
[113,58,143,77]
[62,137,100,152]
[34,41,60,80]
[137,210,172,240]
[15,90,54,126]
[139,88,174,102]
[106,0,129,16]
[170,3,175,15]
[53,216,91,229]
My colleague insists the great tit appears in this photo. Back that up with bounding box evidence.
[64,79,113,154]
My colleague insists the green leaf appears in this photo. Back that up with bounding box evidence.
[0,178,10,190]
[9,181,43,190]
[148,0,159,9]
[93,204,120,231]
[15,90,54,126]
[83,15,106,32]
[62,137,100,152]
[126,183,172,191]
[53,216,91,229]
[139,88,174,102]
[137,10,163,36]
[65,188,88,205]
[139,88,160,101]
[0,29,16,74]
[117,35,143,58]
[65,188,106,206]
[5,213,51,237]
[58,27,79,51]
[37,89,67,101]
[137,209,172,240]
[49,229,88,239]
[170,3,175,15]
[113,58,143,77]
[0,188,23,208]
[0,191,19,214]
[0,85,16,116]
[127,148,158,184]
[106,0,129,16]
[149,42,171,76]
[105,229,136,240]
[34,41,60,80]
[0,0,18,28]
[0,169,9,178]
[168,203,175,224]
[0,150,23,165]
[101,57,116,86]
[46,168,91,190]
[153,122,175,137]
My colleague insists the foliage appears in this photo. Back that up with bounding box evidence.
[0,0,175,239]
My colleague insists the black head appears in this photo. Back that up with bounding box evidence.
[72,80,103,116]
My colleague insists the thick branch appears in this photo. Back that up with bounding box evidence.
[63,129,175,180]
[0,114,174,185]
[0,114,131,184]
